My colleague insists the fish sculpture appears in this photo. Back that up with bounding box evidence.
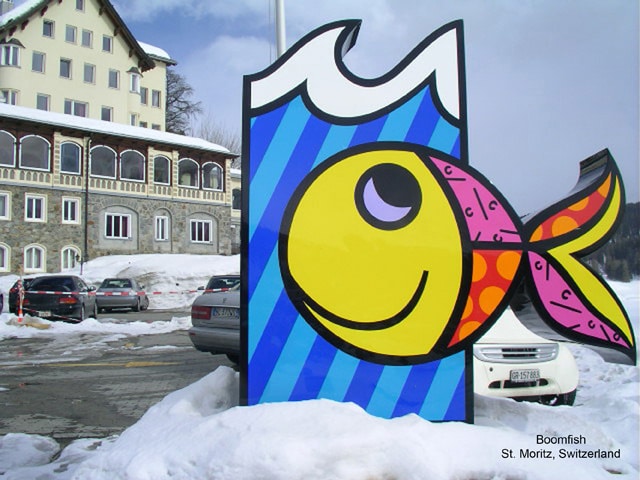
[280,144,636,365]
[243,19,635,422]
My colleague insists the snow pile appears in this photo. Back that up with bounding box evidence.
[0,255,637,479]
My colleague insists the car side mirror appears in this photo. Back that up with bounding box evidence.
[88,286,97,292]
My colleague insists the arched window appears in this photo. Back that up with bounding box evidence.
[178,158,198,187]
[0,130,16,166]
[24,244,45,273]
[61,246,80,271]
[120,150,145,181]
[60,142,81,174]
[153,155,170,184]
[19,135,50,170]
[202,162,223,190]
[0,242,9,272]
[90,145,116,178]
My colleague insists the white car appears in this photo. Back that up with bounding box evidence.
[473,308,579,406]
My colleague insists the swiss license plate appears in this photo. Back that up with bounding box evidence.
[37,311,52,318]
[211,307,239,317]
[510,369,540,383]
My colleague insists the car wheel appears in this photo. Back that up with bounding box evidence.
[91,303,98,319]
[79,305,86,322]
[141,298,149,311]
[132,298,140,312]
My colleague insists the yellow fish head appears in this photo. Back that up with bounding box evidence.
[280,146,464,364]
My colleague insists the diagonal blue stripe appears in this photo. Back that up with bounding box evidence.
[404,86,440,146]
[248,103,289,182]
[365,365,412,418]
[348,115,387,148]
[378,88,426,142]
[247,291,299,403]
[288,336,338,401]
[343,362,385,408]
[419,351,465,420]
[318,350,361,401]
[391,362,439,417]
[444,364,468,421]
[259,316,318,403]
[313,124,357,168]
[428,116,459,156]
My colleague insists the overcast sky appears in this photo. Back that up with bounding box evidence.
[115,1,636,213]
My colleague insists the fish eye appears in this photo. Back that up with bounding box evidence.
[355,163,422,230]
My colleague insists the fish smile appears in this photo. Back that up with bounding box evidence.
[301,271,429,331]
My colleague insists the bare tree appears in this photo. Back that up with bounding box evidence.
[166,68,202,135]
[192,111,242,168]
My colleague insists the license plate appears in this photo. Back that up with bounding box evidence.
[211,307,239,317]
[37,311,52,318]
[510,369,540,383]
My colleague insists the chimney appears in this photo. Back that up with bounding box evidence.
[0,0,14,16]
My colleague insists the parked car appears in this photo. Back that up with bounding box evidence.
[189,281,579,406]
[96,277,149,313]
[473,308,579,406]
[8,277,38,314]
[197,274,240,293]
[21,275,97,322]
[189,276,241,363]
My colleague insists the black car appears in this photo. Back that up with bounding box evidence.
[8,277,37,314]
[197,274,240,293]
[22,275,97,322]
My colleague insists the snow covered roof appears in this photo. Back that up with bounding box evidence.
[0,103,235,156]
[139,41,177,66]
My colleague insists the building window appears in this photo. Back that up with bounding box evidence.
[20,135,50,171]
[61,246,80,271]
[81,29,92,48]
[0,44,19,66]
[90,145,116,178]
[190,220,212,244]
[151,124,161,131]
[101,106,112,121]
[108,69,119,89]
[0,89,18,105]
[62,197,80,224]
[43,20,54,37]
[60,58,71,78]
[120,150,145,181]
[64,99,87,117]
[129,72,141,93]
[155,216,169,241]
[178,159,198,187]
[65,25,77,43]
[32,51,45,73]
[140,87,148,105]
[0,130,16,166]
[75,0,85,11]
[36,94,50,111]
[24,245,46,273]
[0,243,8,272]
[105,213,130,239]
[129,113,137,126]
[153,156,170,184]
[60,142,81,174]
[139,121,147,128]
[232,188,241,210]
[0,192,10,220]
[84,63,95,83]
[102,35,112,53]
[151,90,161,108]
[25,194,46,222]
[202,163,223,190]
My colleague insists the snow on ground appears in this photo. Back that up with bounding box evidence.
[0,255,638,479]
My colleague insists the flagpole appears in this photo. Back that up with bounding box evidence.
[275,0,286,57]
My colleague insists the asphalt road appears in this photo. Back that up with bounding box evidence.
[0,312,235,447]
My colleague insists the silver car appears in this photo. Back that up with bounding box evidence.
[96,277,149,313]
[189,277,240,363]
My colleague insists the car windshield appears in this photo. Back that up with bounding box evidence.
[101,279,132,289]
[30,278,75,292]
[206,277,239,290]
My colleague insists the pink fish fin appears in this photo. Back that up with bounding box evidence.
[525,251,635,364]
[521,150,635,364]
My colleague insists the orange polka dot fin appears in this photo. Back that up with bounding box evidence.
[528,173,612,243]
[448,249,522,347]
